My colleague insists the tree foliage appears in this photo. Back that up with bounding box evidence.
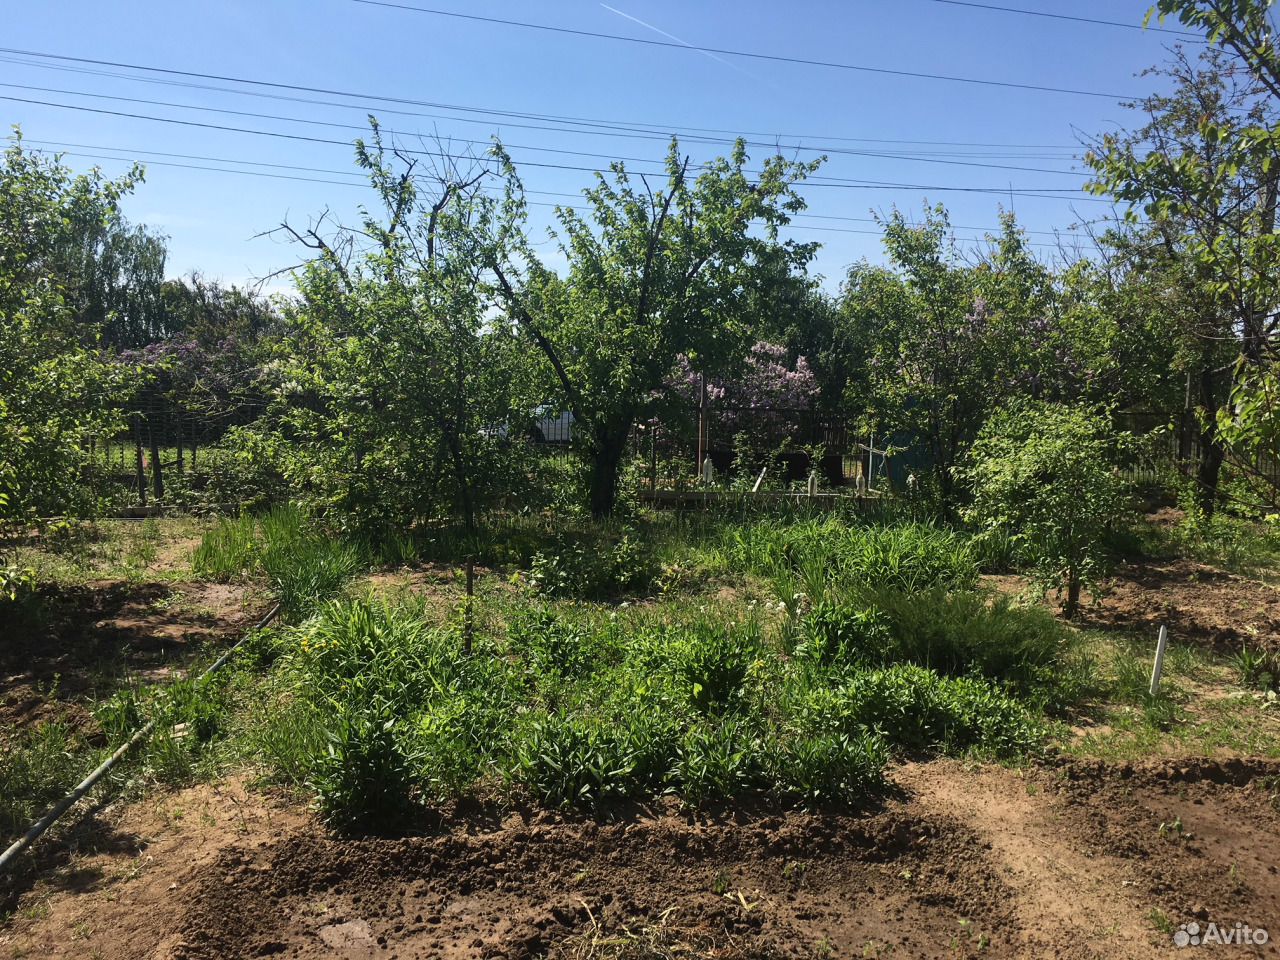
[848,208,1062,505]
[961,401,1135,618]
[261,126,525,533]
[0,133,137,520]
[490,139,821,517]
[1087,38,1280,513]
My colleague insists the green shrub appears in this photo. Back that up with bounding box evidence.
[673,717,769,804]
[960,400,1135,618]
[796,598,894,666]
[767,730,888,805]
[1232,645,1280,691]
[95,682,147,744]
[858,586,1069,689]
[836,523,977,591]
[94,672,234,784]
[727,518,976,593]
[249,591,1050,820]
[273,597,525,821]
[408,697,485,803]
[296,598,443,704]
[507,712,641,807]
[672,620,761,714]
[507,607,598,678]
[795,664,1042,758]
[310,699,421,832]
[528,528,655,599]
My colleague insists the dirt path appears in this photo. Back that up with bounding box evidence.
[4,758,1278,959]
[901,761,1151,958]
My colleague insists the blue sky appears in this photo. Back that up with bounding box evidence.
[3,1,1192,294]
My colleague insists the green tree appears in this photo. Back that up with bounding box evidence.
[263,124,523,533]
[0,133,136,520]
[1053,231,1186,414]
[1143,1,1280,506]
[850,207,1028,506]
[961,401,1135,618]
[1088,29,1280,513]
[489,139,820,517]
[59,216,169,349]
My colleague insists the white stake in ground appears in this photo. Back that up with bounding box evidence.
[1150,623,1169,697]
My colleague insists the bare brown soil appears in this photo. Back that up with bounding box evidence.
[4,758,1278,959]
[1084,557,1280,650]
[984,556,1280,651]
[0,580,264,733]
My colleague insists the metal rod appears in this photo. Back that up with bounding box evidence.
[0,602,281,874]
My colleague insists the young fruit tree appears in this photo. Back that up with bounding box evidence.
[487,139,821,517]
[262,123,525,534]
[959,401,1135,618]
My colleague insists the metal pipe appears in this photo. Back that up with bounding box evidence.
[0,602,281,874]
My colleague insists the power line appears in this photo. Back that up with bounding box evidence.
[26,145,1079,248]
[924,0,1203,37]
[0,48,1090,153]
[4,93,1109,198]
[0,79,1087,178]
[23,136,1093,238]
[348,0,1136,99]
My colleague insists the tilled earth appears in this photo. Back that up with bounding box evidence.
[0,580,263,733]
[4,758,1279,960]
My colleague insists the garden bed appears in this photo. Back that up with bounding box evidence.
[4,511,1280,958]
[3,758,1278,959]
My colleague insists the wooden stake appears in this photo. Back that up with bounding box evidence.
[1150,624,1169,696]
[463,558,475,655]
[132,413,147,507]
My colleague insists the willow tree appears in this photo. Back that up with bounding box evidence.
[0,132,136,521]
[488,139,821,517]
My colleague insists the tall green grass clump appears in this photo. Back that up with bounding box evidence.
[192,506,361,618]
[93,669,241,784]
[724,517,977,603]
[787,664,1043,759]
[260,596,521,831]
[261,536,361,620]
[192,514,257,581]
[0,723,89,835]
[860,586,1068,686]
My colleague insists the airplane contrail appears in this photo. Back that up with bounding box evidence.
[599,3,758,79]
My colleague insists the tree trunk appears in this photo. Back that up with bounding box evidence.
[148,414,164,501]
[1063,567,1081,620]
[175,412,185,476]
[1195,366,1224,518]
[443,432,475,533]
[1196,432,1226,518]
[132,413,147,507]
[588,432,628,519]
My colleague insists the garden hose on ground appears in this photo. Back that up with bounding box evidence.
[0,601,282,875]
